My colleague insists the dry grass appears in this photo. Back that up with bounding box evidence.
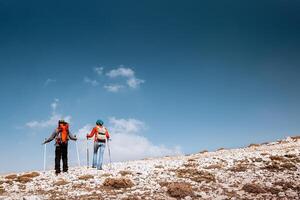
[119,170,133,176]
[290,135,300,140]
[269,155,286,161]
[176,168,216,183]
[166,182,194,199]
[183,162,198,168]
[101,173,112,177]
[0,186,5,195]
[155,165,164,169]
[229,164,248,172]
[217,148,225,151]
[274,181,300,191]
[280,162,297,171]
[199,150,208,154]
[248,143,260,148]
[5,174,17,179]
[75,192,104,200]
[16,172,40,183]
[204,163,223,169]
[264,187,281,194]
[122,196,140,200]
[78,175,94,181]
[20,172,40,178]
[17,176,32,183]
[103,178,134,189]
[242,183,266,194]
[54,179,69,186]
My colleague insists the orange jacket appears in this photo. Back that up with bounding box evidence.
[87,125,110,142]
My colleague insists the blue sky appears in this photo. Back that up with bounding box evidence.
[0,0,300,173]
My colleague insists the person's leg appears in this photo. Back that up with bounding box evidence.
[97,143,106,170]
[62,143,68,172]
[55,145,61,174]
[92,142,99,168]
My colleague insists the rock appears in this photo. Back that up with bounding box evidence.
[278,192,285,197]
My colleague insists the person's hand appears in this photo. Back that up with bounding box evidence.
[86,134,89,139]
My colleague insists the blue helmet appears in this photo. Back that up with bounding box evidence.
[96,119,104,126]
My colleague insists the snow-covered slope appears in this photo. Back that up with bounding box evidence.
[1,136,300,200]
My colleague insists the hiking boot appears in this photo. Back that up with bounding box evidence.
[55,171,60,176]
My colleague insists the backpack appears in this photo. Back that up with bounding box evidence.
[96,126,107,141]
[56,123,69,144]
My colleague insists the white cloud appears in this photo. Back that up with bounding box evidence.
[107,117,182,161]
[103,84,124,92]
[75,117,182,164]
[127,77,145,89]
[26,99,71,129]
[106,67,135,78]
[44,78,56,86]
[94,67,104,75]
[84,77,99,86]
[106,66,145,90]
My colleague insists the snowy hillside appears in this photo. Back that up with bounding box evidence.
[1,136,300,200]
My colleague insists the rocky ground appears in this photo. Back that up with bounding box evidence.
[0,136,300,200]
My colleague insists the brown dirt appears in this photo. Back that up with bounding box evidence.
[176,168,216,183]
[166,182,194,199]
[242,183,267,194]
[217,148,225,151]
[78,175,94,181]
[154,165,164,169]
[103,178,134,189]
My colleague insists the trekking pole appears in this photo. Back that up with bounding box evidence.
[86,138,89,169]
[75,141,81,167]
[107,139,112,170]
[43,140,47,172]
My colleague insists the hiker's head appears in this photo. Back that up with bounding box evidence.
[58,120,66,126]
[96,119,104,126]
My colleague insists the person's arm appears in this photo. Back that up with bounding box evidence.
[106,129,110,140]
[43,129,57,144]
[87,127,96,139]
[68,131,77,141]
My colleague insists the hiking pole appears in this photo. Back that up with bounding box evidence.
[43,140,47,172]
[107,139,112,170]
[86,138,89,169]
[75,140,81,167]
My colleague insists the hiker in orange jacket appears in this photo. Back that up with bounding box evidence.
[86,119,110,170]
[43,120,77,174]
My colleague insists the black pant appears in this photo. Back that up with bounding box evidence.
[55,143,68,173]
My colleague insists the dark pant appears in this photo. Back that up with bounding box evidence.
[55,143,68,173]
